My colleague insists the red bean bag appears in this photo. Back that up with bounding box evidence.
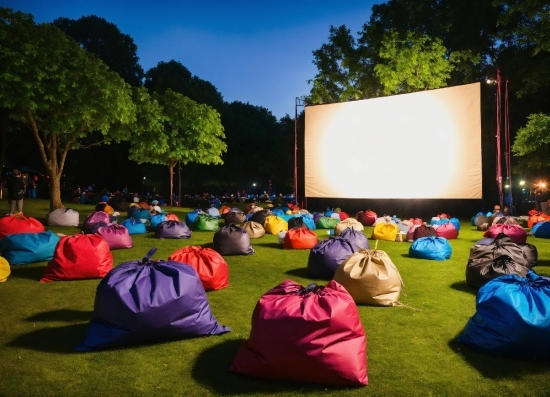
[230,280,367,386]
[434,223,458,239]
[484,224,528,244]
[40,234,113,282]
[356,210,377,226]
[283,227,318,249]
[0,214,45,240]
[168,245,229,291]
[165,213,179,221]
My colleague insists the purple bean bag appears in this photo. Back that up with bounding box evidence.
[75,248,230,351]
[339,228,370,250]
[96,224,133,250]
[83,211,110,234]
[307,236,360,279]
[155,220,192,239]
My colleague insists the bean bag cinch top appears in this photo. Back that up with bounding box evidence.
[75,248,231,352]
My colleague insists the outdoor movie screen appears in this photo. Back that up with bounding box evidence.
[304,82,482,199]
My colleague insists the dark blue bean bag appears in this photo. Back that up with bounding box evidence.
[532,221,550,238]
[131,208,151,222]
[120,218,147,235]
[155,220,191,239]
[458,271,550,358]
[0,231,60,265]
[75,248,230,351]
[307,236,360,279]
[409,236,452,261]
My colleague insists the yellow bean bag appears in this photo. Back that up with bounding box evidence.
[0,256,10,282]
[372,223,399,241]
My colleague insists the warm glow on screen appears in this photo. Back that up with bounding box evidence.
[304,83,482,199]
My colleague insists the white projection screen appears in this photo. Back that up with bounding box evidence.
[304,83,482,199]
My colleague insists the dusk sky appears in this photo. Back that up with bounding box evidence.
[2,0,378,119]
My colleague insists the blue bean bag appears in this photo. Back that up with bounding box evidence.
[532,221,550,238]
[0,231,60,265]
[449,217,460,231]
[409,236,452,261]
[150,213,167,229]
[75,248,230,351]
[120,218,147,235]
[185,210,203,227]
[458,271,550,358]
[131,208,151,222]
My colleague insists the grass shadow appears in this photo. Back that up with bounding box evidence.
[251,242,283,249]
[449,281,477,296]
[192,339,349,395]
[284,267,310,278]
[8,264,46,281]
[6,323,89,353]
[25,308,94,323]
[448,335,550,379]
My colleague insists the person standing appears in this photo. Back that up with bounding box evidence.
[6,169,26,215]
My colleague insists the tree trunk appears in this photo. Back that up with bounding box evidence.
[168,160,176,207]
[178,162,182,207]
[48,170,63,211]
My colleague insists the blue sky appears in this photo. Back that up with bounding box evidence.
[2,0,378,119]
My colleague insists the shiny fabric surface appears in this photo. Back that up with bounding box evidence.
[96,224,133,250]
[213,224,254,255]
[0,214,45,239]
[483,223,528,244]
[46,208,79,227]
[458,271,550,358]
[307,236,360,279]
[409,236,452,261]
[372,222,399,241]
[335,219,364,235]
[333,248,403,306]
[283,227,318,249]
[40,234,113,282]
[169,245,229,291]
[264,215,288,235]
[155,220,192,239]
[1,231,60,265]
[229,280,367,386]
[76,251,230,351]
[120,218,147,235]
[339,227,370,249]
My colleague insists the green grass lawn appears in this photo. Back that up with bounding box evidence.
[1,199,550,397]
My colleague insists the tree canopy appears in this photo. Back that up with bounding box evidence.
[0,8,136,209]
[52,15,144,86]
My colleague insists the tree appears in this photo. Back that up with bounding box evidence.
[511,113,550,169]
[128,90,226,204]
[144,60,224,111]
[52,15,144,86]
[0,8,135,210]
[374,30,455,95]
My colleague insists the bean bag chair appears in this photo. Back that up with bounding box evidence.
[412,225,436,241]
[434,223,458,239]
[96,224,133,250]
[224,210,246,225]
[0,231,60,265]
[316,216,339,230]
[324,210,334,218]
[40,234,113,282]
[356,210,377,226]
[250,210,272,226]
[409,236,452,261]
[82,211,110,234]
[406,224,421,242]
[288,216,309,230]
[264,215,288,235]
[131,208,151,222]
[307,236,360,279]
[219,206,231,215]
[107,196,128,212]
[330,212,341,221]
[229,280,367,386]
[206,207,221,218]
[46,208,80,227]
[468,233,537,270]
[458,271,550,358]
[466,254,529,289]
[120,218,147,235]
[0,214,45,240]
[271,208,285,217]
[280,213,293,223]
[213,224,254,255]
[283,227,318,249]
[532,221,550,238]
[372,222,399,242]
[338,211,350,221]
[0,256,9,282]
[475,215,490,231]
[313,212,324,224]
[448,217,460,231]
[299,214,316,230]
[194,214,220,231]
[165,213,179,222]
[335,218,364,236]
[484,223,527,244]
[333,248,403,306]
[138,201,150,210]
[168,245,229,291]
[75,248,230,351]
[185,210,203,227]
[155,220,192,239]
[150,213,167,229]
[471,213,483,226]
[239,221,265,239]
[339,227,369,249]
[528,214,549,229]
[96,203,114,215]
